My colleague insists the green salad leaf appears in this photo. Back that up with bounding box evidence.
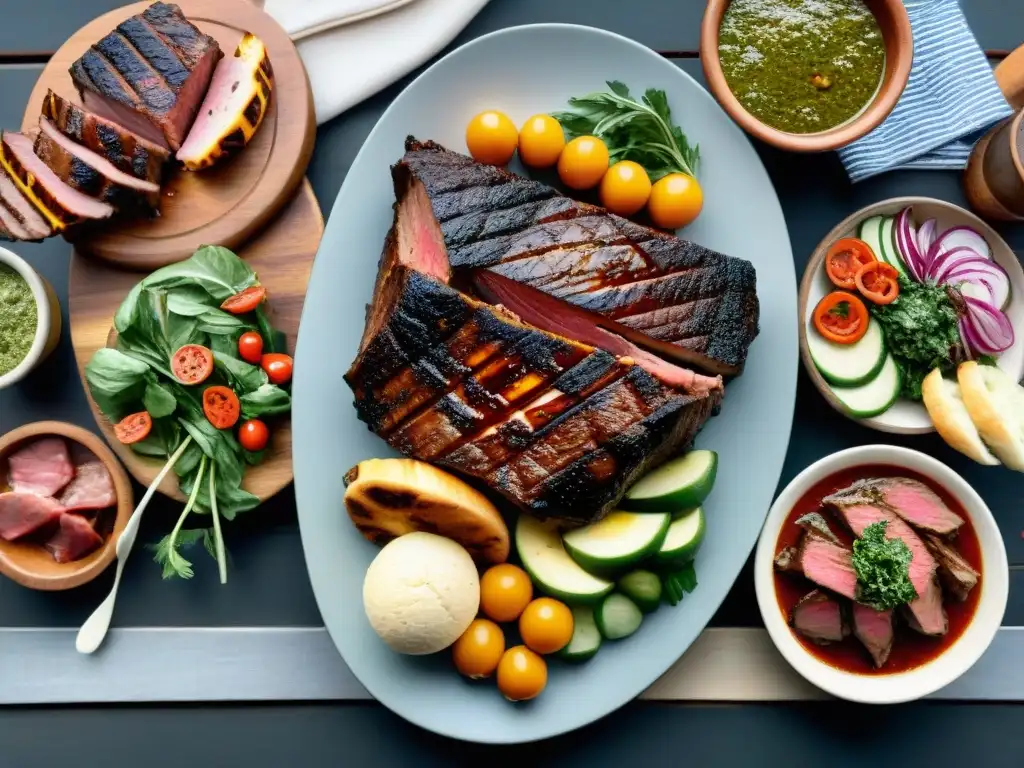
[852,521,918,611]
[142,245,259,300]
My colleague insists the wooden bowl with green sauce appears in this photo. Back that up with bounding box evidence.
[701,0,913,152]
[0,246,61,390]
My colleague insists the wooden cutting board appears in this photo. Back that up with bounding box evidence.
[67,179,322,502]
[21,0,316,271]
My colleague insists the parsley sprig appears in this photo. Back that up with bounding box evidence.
[852,521,918,611]
[552,81,700,180]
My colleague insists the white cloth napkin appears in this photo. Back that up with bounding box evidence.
[263,0,491,125]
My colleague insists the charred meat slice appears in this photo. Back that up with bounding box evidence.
[41,89,168,184]
[34,117,160,215]
[791,589,848,644]
[69,2,222,150]
[851,602,894,668]
[1,167,52,240]
[392,137,759,376]
[794,511,841,544]
[924,533,980,602]
[825,477,964,536]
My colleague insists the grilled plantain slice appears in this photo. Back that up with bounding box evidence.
[176,32,273,171]
[344,458,510,564]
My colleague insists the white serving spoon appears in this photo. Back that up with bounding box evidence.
[76,439,193,654]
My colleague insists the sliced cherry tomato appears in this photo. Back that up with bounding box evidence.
[855,261,900,305]
[171,344,214,385]
[825,237,876,289]
[260,353,293,385]
[220,285,267,315]
[237,331,264,364]
[813,291,869,345]
[238,419,269,452]
[202,386,241,429]
[114,411,152,444]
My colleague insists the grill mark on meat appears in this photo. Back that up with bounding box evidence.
[0,169,51,239]
[116,17,191,88]
[440,197,594,248]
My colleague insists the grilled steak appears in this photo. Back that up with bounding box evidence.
[826,477,964,536]
[924,533,979,602]
[790,531,858,600]
[0,169,52,241]
[34,117,161,215]
[790,589,848,644]
[347,263,719,524]
[851,602,894,668]
[69,2,222,150]
[41,89,168,184]
[794,511,841,544]
[392,137,759,377]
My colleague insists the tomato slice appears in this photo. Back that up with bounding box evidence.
[826,238,876,289]
[260,353,293,386]
[171,344,214,385]
[202,386,241,429]
[220,286,267,315]
[237,331,264,364]
[114,411,152,444]
[812,291,869,345]
[855,261,900,305]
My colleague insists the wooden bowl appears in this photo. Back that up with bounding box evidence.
[700,0,913,152]
[964,110,1024,223]
[799,198,1024,434]
[0,421,133,590]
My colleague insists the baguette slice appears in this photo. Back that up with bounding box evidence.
[921,368,1000,466]
[343,458,509,564]
[958,362,1024,472]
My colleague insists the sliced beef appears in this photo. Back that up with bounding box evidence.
[44,513,103,563]
[794,511,841,544]
[57,461,116,513]
[41,89,168,184]
[69,2,222,150]
[392,137,759,377]
[792,532,858,600]
[851,602,894,668]
[924,533,980,602]
[825,497,947,636]
[774,545,801,573]
[0,201,39,242]
[790,589,848,644]
[825,477,964,536]
[7,437,74,496]
[0,168,52,239]
[0,492,63,541]
[0,132,114,226]
[34,117,160,215]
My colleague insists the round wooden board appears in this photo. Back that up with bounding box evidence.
[21,0,316,271]
[67,179,323,502]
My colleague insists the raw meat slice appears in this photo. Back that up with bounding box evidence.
[7,437,74,496]
[0,492,63,541]
[57,461,116,512]
[44,513,103,563]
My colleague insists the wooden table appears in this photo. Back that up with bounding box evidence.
[0,2,1021,765]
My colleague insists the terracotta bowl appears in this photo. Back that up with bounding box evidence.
[700,0,914,152]
[0,421,133,590]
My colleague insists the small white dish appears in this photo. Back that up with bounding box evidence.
[0,246,60,391]
[799,198,1024,435]
[754,444,1009,704]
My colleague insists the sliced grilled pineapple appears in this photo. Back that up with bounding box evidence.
[177,32,273,171]
[344,458,510,564]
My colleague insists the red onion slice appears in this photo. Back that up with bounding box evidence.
[963,296,1015,354]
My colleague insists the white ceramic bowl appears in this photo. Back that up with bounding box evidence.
[0,246,59,390]
[754,445,1009,704]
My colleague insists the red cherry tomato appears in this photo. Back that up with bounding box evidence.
[171,344,214,385]
[220,286,267,315]
[260,353,293,385]
[237,331,264,364]
[202,386,241,429]
[238,419,269,452]
[114,411,152,444]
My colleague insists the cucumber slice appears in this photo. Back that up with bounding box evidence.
[563,511,670,573]
[516,516,613,604]
[594,593,643,640]
[653,506,706,569]
[858,215,885,261]
[830,353,902,419]
[808,317,887,387]
[621,450,718,512]
[877,216,908,277]
[559,605,602,662]
[617,570,663,613]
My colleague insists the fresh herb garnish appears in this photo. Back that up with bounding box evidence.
[851,521,917,611]
[870,278,962,400]
[662,562,698,606]
[832,301,850,319]
[552,81,700,180]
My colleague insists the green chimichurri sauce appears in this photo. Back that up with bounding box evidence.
[719,0,885,134]
[0,263,38,376]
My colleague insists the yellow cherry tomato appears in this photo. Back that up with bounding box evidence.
[557,135,610,190]
[518,597,574,655]
[452,618,505,679]
[599,160,652,217]
[518,114,566,168]
[466,110,518,166]
[496,645,547,702]
[480,563,533,623]
[647,172,703,230]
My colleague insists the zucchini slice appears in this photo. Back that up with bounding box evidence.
[653,506,706,569]
[515,516,613,605]
[595,593,643,640]
[563,511,670,573]
[808,317,887,387]
[622,450,718,512]
[617,570,662,614]
[558,605,603,662]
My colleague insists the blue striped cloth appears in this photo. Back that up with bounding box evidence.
[838,0,1013,183]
